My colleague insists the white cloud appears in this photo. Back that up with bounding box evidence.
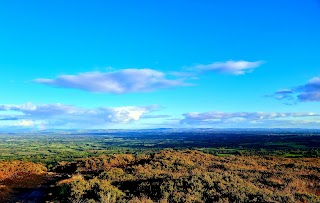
[0,103,80,117]
[0,103,160,129]
[100,106,158,123]
[33,61,264,94]
[34,69,189,94]
[195,60,263,75]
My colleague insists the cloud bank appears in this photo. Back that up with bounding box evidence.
[271,77,320,103]
[0,103,159,129]
[1,103,319,129]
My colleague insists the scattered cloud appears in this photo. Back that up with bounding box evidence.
[194,60,263,75]
[270,77,320,103]
[35,69,189,94]
[272,89,294,100]
[0,103,160,129]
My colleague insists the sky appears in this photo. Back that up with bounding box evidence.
[0,0,320,130]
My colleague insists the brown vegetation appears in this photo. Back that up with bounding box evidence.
[0,160,46,181]
[53,150,320,203]
[0,161,47,201]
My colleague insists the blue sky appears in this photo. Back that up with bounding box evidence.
[1,0,320,129]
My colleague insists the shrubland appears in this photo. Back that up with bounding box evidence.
[49,150,320,203]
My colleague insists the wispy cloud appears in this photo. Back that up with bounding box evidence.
[270,77,320,103]
[272,89,295,100]
[35,69,189,94]
[194,60,263,75]
[34,60,264,94]
[181,111,320,126]
[0,103,160,129]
